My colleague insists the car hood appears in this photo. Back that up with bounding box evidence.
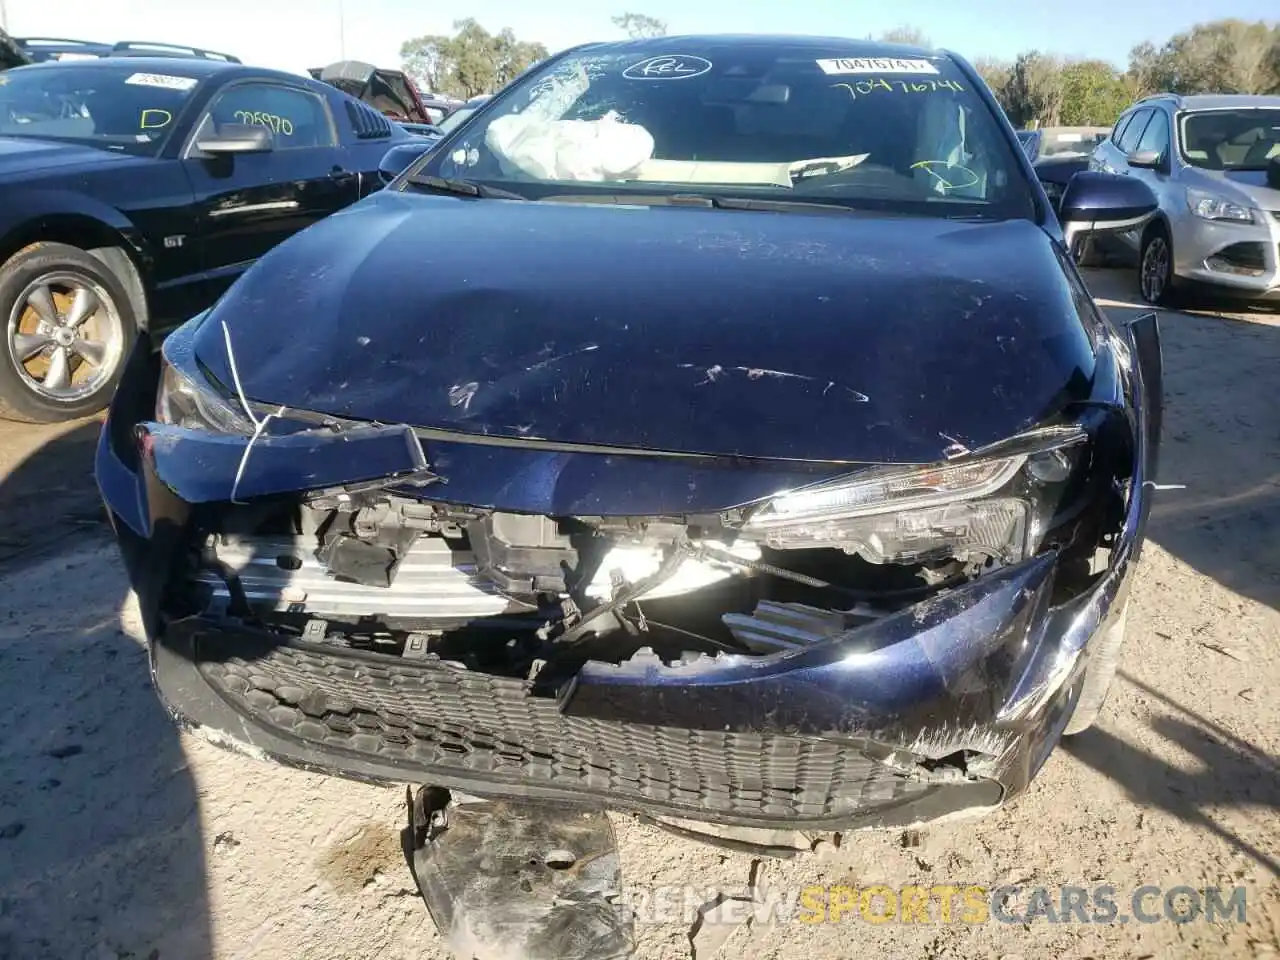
[0,136,134,178]
[195,192,1099,464]
[1190,167,1280,208]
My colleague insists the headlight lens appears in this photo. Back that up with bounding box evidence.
[740,440,1085,566]
[155,354,254,434]
[747,457,1025,528]
[1186,189,1254,223]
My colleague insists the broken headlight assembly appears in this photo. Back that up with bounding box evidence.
[154,336,254,434]
[738,435,1088,565]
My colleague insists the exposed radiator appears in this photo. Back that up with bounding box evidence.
[193,535,516,619]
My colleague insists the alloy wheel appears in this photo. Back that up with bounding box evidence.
[1140,235,1170,304]
[6,271,126,403]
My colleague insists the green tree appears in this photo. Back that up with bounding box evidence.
[973,57,1013,106]
[611,12,667,39]
[1003,51,1066,128]
[401,19,548,99]
[1126,19,1280,95]
[1058,59,1129,125]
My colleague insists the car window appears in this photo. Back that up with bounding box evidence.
[1116,109,1150,154]
[199,82,334,149]
[1134,110,1169,157]
[436,105,476,134]
[425,43,1036,220]
[1110,113,1132,145]
[1038,130,1108,158]
[1179,109,1280,171]
[0,62,199,155]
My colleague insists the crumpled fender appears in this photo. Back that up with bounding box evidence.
[138,420,431,504]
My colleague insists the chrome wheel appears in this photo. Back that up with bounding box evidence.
[6,271,125,403]
[1140,235,1170,304]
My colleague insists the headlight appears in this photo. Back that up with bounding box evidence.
[739,439,1086,565]
[1186,189,1254,224]
[155,352,254,433]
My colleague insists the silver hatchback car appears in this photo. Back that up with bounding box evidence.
[1089,93,1280,305]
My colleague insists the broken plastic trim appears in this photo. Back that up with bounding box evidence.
[138,421,435,504]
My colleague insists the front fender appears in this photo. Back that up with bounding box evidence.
[0,187,151,267]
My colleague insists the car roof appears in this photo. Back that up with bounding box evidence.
[11,56,328,87]
[16,55,237,76]
[580,33,941,56]
[1139,93,1280,113]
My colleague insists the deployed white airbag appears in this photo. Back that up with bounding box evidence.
[486,110,656,182]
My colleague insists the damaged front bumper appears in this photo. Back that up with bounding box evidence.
[95,317,1161,831]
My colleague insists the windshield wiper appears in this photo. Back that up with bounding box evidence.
[661,194,873,215]
[406,174,528,201]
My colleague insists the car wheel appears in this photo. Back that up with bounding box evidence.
[0,243,137,423]
[1062,602,1129,736]
[1138,225,1179,307]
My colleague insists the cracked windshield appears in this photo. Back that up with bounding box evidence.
[429,44,1032,215]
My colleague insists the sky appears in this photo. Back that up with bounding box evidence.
[2,0,1276,82]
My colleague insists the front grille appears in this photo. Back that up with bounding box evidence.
[1207,241,1268,275]
[196,635,935,821]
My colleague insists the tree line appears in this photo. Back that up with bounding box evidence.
[887,20,1279,128]
[398,12,669,99]
[400,16,1280,127]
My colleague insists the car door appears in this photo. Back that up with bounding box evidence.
[180,78,360,302]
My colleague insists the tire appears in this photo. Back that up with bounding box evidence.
[0,242,137,423]
[1063,602,1129,736]
[1137,224,1181,308]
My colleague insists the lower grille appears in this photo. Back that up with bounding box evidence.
[1207,241,1268,275]
[195,633,935,821]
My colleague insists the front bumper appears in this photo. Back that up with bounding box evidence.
[95,321,1160,831]
[1172,209,1280,298]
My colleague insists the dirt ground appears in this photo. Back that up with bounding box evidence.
[0,266,1277,960]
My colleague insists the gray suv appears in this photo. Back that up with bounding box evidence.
[1089,93,1280,305]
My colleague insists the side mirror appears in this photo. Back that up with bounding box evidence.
[195,123,274,155]
[1058,171,1158,251]
[378,141,436,184]
[1127,149,1166,172]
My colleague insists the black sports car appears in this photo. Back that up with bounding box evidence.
[97,37,1161,838]
[0,56,427,422]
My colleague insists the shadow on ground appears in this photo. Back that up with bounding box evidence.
[0,420,212,959]
[1064,670,1280,875]
[1084,268,1280,611]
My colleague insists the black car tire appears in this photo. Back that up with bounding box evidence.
[1138,223,1181,308]
[1063,602,1129,736]
[0,242,138,423]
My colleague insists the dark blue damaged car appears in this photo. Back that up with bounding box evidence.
[96,36,1163,832]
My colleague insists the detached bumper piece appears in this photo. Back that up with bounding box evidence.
[406,789,634,960]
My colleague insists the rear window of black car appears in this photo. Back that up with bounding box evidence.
[0,63,200,155]
[426,42,1036,220]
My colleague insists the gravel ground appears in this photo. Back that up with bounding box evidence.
[0,267,1277,960]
